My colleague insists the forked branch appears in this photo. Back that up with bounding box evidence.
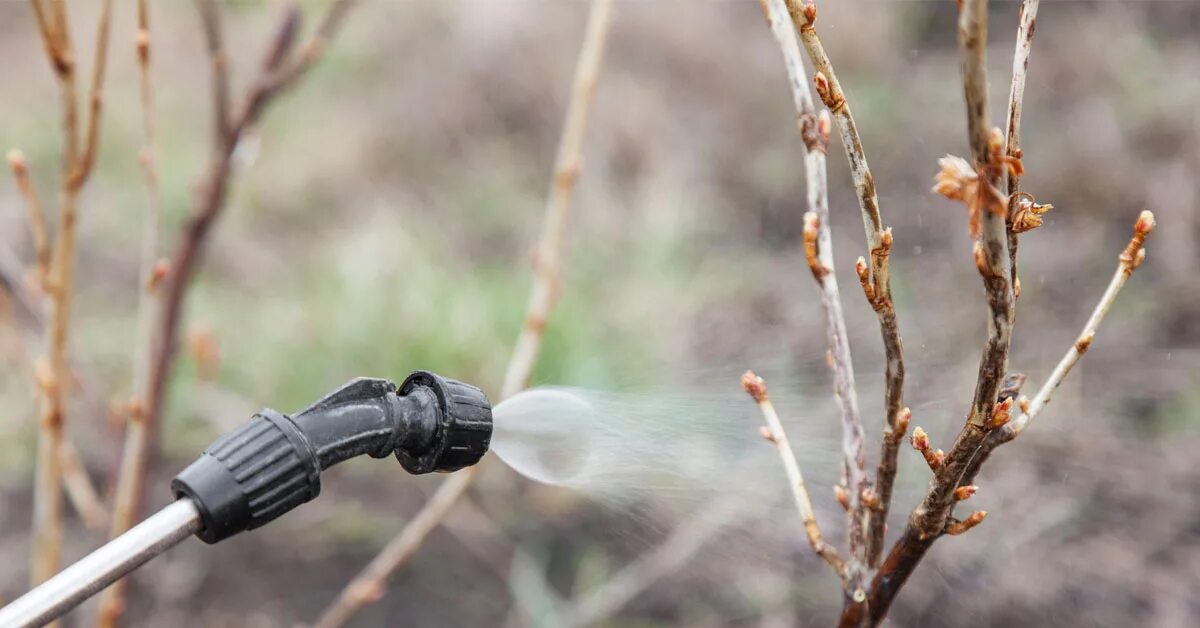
[784,0,906,574]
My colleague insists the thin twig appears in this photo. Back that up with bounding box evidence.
[762,0,872,593]
[743,372,848,581]
[7,150,50,285]
[313,2,614,625]
[29,0,113,591]
[1004,0,1041,290]
[97,0,162,622]
[785,0,906,581]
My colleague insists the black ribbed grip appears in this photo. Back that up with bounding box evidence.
[172,410,321,544]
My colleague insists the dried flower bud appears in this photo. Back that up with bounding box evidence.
[945,510,987,535]
[1010,193,1052,234]
[932,155,976,202]
[954,485,978,501]
[741,370,768,403]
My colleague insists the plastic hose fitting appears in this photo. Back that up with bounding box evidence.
[171,371,492,543]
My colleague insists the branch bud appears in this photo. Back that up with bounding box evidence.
[834,485,850,511]
[986,396,1014,430]
[894,407,911,441]
[741,370,768,403]
[945,510,987,535]
[803,212,829,280]
[953,485,978,502]
[759,425,777,444]
[1120,210,1156,273]
[861,487,879,509]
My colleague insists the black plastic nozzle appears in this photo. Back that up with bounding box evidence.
[171,371,492,543]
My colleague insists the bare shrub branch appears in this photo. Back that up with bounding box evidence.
[312,2,614,625]
[27,0,113,590]
[743,372,848,581]
[784,1,907,579]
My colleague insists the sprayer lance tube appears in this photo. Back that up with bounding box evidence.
[0,500,202,628]
[0,370,492,627]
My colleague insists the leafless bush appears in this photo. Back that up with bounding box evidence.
[742,1,1157,625]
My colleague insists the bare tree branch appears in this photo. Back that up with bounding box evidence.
[312,2,614,625]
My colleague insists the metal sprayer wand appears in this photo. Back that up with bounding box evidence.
[0,500,202,627]
[0,372,493,628]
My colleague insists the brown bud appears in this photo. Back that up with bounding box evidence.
[1120,210,1156,272]
[945,510,987,535]
[834,485,850,511]
[861,488,879,509]
[1074,331,1095,355]
[1014,275,1022,299]
[813,72,833,107]
[136,29,151,64]
[1018,395,1031,414]
[802,2,817,27]
[954,485,978,501]
[986,396,1014,430]
[894,407,911,440]
[910,426,929,451]
[817,110,832,143]
[803,212,828,279]
[880,227,894,251]
[741,370,768,403]
[1134,210,1156,236]
[855,256,876,304]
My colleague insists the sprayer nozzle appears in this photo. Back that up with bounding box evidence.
[171,370,492,543]
[397,370,493,474]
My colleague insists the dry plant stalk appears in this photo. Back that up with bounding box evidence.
[784,0,907,580]
[22,0,113,590]
[312,1,614,625]
[97,0,161,622]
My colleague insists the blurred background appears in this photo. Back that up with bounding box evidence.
[1,1,1198,626]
